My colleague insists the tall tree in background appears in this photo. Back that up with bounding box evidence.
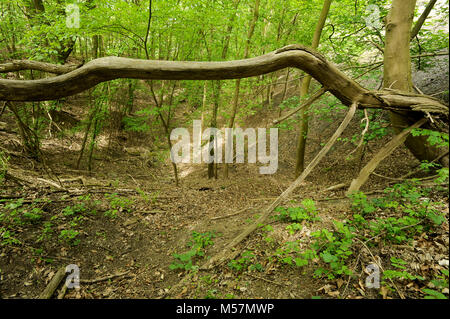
[295,0,332,177]
[207,0,242,179]
[223,0,260,178]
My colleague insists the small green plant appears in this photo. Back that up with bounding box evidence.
[349,192,377,215]
[169,249,198,271]
[96,231,107,239]
[275,199,320,223]
[249,263,264,272]
[62,203,87,217]
[411,128,449,148]
[169,231,216,271]
[188,231,216,252]
[349,182,446,244]
[136,188,159,204]
[383,257,424,282]
[273,241,316,267]
[310,221,355,279]
[69,215,84,228]
[204,289,218,299]
[228,250,261,272]
[363,113,390,143]
[22,207,43,223]
[368,215,422,244]
[262,224,274,243]
[435,167,449,184]
[0,198,25,225]
[422,269,449,299]
[59,229,80,246]
[286,222,303,235]
[0,227,21,246]
[104,193,133,218]
[274,240,300,265]
[36,221,53,243]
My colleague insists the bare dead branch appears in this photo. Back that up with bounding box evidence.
[411,0,438,39]
[346,117,428,194]
[201,102,358,270]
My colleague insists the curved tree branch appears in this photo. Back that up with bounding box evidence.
[0,60,82,74]
[0,44,447,116]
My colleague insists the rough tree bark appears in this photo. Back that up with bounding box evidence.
[0,60,81,74]
[384,0,448,167]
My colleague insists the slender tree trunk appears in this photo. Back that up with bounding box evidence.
[206,0,241,179]
[126,79,136,114]
[92,35,99,59]
[295,0,332,177]
[223,0,260,178]
[77,90,95,169]
[270,6,287,109]
[87,117,99,172]
[208,81,220,179]
[7,102,40,159]
[98,35,104,57]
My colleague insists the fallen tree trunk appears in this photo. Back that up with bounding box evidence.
[0,45,447,118]
[1,44,447,168]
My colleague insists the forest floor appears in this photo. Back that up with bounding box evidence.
[0,85,448,299]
